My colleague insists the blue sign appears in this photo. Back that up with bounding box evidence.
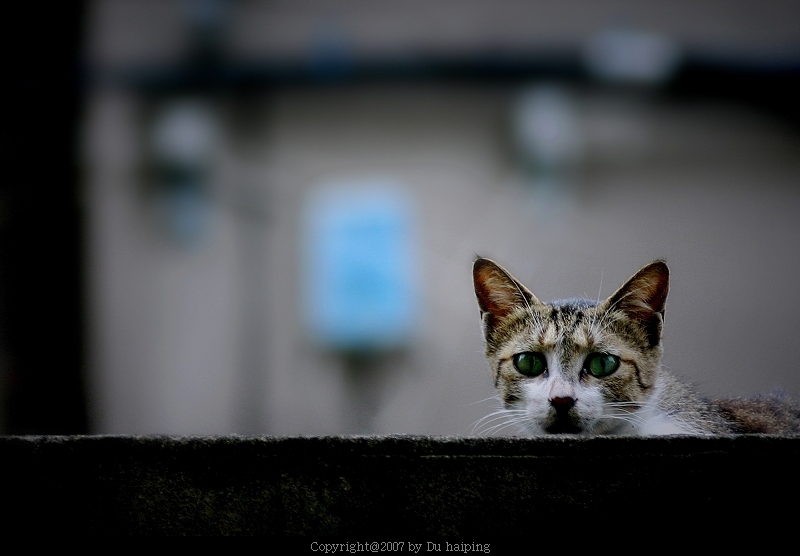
[303,183,417,350]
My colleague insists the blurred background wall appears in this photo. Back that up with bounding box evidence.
[3,1,800,435]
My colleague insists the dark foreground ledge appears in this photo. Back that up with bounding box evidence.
[1,434,798,535]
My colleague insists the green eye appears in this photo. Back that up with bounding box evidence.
[513,352,547,377]
[584,353,620,378]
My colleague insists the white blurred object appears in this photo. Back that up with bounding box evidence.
[150,100,220,246]
[584,29,681,85]
[152,101,219,167]
[512,85,584,170]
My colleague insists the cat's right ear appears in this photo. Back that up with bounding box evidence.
[600,261,669,348]
[473,258,539,333]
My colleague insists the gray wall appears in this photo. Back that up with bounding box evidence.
[82,0,800,435]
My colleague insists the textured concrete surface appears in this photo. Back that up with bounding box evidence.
[1,434,798,535]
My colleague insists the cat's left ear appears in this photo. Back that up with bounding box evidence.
[600,261,669,347]
[473,258,541,335]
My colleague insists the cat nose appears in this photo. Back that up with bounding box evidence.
[550,396,576,412]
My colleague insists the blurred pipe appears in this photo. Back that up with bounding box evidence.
[233,181,270,435]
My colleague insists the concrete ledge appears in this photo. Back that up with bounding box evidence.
[2,435,798,535]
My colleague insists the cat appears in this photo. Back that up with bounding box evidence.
[472,257,800,436]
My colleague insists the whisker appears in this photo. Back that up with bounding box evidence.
[480,416,529,436]
[596,270,604,306]
[484,420,526,436]
[468,395,503,406]
[470,409,527,435]
[471,406,529,436]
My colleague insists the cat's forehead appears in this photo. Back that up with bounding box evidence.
[487,297,617,356]
[533,301,594,335]
[512,297,644,355]
[548,298,598,310]
[531,298,599,322]
[523,298,609,347]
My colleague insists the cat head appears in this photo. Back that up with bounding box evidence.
[473,258,669,435]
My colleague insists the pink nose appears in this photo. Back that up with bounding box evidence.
[550,396,575,412]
